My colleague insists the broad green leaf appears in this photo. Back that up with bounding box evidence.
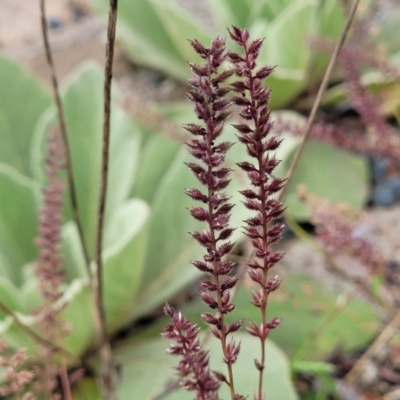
[131,148,204,318]
[132,123,255,318]
[132,134,180,204]
[0,277,24,314]
[62,222,87,282]
[117,22,188,80]
[20,277,42,314]
[72,378,101,399]
[266,1,317,71]
[102,334,297,400]
[265,70,306,110]
[249,20,306,109]
[157,101,196,125]
[0,315,37,356]
[131,101,188,204]
[292,360,338,399]
[0,196,151,359]
[59,278,95,359]
[270,112,302,177]
[152,0,212,63]
[32,63,141,258]
[291,360,334,375]
[225,0,254,27]
[308,0,345,86]
[317,1,345,54]
[0,253,13,282]
[0,55,51,177]
[93,0,188,80]
[0,164,39,285]
[103,199,149,331]
[268,275,377,359]
[4,278,94,361]
[250,0,319,107]
[304,84,346,109]
[282,140,368,220]
[254,0,295,21]
[206,0,254,28]
[14,277,96,360]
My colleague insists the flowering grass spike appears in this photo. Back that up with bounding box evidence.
[162,304,221,400]
[35,128,68,339]
[228,26,286,400]
[34,128,70,398]
[184,36,244,399]
[164,27,286,400]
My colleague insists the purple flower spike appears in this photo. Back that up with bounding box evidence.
[228,26,285,399]
[162,304,221,400]
[184,36,243,398]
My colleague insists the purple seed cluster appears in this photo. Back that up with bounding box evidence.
[164,27,286,400]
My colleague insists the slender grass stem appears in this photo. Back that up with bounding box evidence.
[60,359,73,400]
[39,0,92,279]
[39,2,107,396]
[94,0,119,398]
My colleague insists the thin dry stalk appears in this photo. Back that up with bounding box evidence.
[39,0,117,396]
[60,359,72,400]
[94,0,119,398]
[280,0,361,200]
[39,0,92,279]
[39,4,115,398]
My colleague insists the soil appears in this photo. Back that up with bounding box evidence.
[0,0,190,103]
[2,1,400,399]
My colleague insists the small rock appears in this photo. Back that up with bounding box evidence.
[47,17,62,30]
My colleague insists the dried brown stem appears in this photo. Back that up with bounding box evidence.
[94,0,119,398]
[280,0,361,200]
[39,3,102,397]
[39,0,92,279]
[60,359,73,400]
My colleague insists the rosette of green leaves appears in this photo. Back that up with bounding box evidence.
[0,57,255,362]
[0,55,370,364]
[0,56,378,398]
[0,58,146,357]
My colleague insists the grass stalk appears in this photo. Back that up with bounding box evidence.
[94,0,119,398]
[39,0,92,279]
